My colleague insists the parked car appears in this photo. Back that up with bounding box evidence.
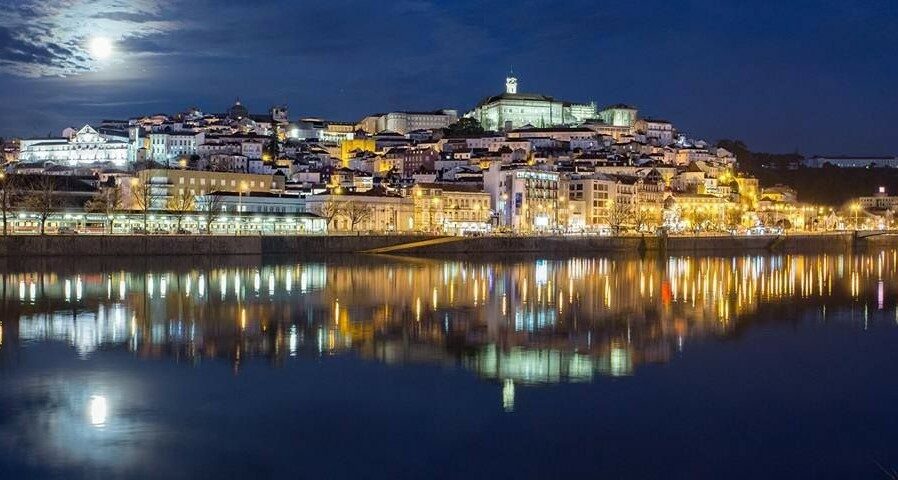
[153,228,170,235]
[176,228,191,235]
[57,226,78,235]
[131,227,149,235]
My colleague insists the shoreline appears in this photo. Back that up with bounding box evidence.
[1,232,896,258]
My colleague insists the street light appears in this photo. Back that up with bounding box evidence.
[851,203,860,230]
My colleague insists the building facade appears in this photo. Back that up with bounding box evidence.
[412,183,492,233]
[18,125,129,167]
[484,164,561,232]
[466,76,596,131]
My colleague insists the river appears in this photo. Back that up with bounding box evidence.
[1,252,897,478]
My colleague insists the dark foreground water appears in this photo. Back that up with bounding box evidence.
[1,252,897,479]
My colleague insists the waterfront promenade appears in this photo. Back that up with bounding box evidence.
[1,231,895,257]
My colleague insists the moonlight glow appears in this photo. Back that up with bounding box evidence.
[89,395,108,426]
[89,37,114,60]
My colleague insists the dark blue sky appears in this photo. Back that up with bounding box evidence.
[0,0,895,155]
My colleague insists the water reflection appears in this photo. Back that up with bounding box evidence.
[2,251,897,387]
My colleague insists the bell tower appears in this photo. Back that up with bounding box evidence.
[505,73,518,94]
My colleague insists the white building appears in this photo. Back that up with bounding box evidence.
[466,75,596,131]
[18,125,129,167]
[483,163,561,232]
[635,118,675,145]
[198,191,305,214]
[148,131,205,165]
[360,110,459,135]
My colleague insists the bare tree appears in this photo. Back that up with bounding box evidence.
[316,199,346,230]
[606,200,632,235]
[129,179,163,233]
[632,205,661,233]
[21,176,56,235]
[0,172,20,236]
[343,202,373,231]
[688,208,712,234]
[200,192,224,234]
[166,189,195,232]
[725,206,742,231]
[84,184,123,233]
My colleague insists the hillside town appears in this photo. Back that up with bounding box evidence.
[0,74,893,236]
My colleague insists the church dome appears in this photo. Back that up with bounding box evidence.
[227,99,249,120]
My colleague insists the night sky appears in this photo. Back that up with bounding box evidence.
[0,0,895,155]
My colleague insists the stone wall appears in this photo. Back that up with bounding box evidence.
[0,232,892,258]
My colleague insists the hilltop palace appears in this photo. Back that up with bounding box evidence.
[466,75,598,131]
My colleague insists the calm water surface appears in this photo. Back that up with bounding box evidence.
[1,252,897,479]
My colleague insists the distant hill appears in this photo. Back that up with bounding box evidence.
[717,139,898,206]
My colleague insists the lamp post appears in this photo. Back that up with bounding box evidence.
[851,203,860,230]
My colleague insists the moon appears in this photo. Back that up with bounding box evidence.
[89,37,114,60]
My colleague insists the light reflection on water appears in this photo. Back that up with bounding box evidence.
[2,252,898,381]
[1,252,898,478]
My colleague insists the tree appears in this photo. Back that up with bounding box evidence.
[21,176,56,235]
[84,184,123,233]
[343,202,373,231]
[200,192,224,234]
[316,199,346,230]
[166,190,195,232]
[0,172,20,236]
[688,208,712,234]
[725,206,743,231]
[444,118,485,137]
[632,205,662,233]
[130,178,162,233]
[606,200,632,235]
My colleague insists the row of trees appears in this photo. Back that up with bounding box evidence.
[316,200,373,231]
[604,200,743,234]
[86,183,223,234]
[0,174,225,235]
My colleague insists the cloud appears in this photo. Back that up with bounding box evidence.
[0,0,177,77]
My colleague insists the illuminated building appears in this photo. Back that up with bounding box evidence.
[466,74,597,131]
[18,125,129,167]
[411,183,492,233]
[128,169,285,210]
[355,110,459,135]
[802,155,898,168]
[304,188,415,232]
[484,164,561,232]
[598,104,638,128]
[858,187,898,211]
[147,130,205,166]
[339,138,376,166]
[635,117,675,145]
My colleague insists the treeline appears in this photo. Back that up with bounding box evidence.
[718,139,898,206]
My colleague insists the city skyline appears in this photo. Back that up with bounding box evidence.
[0,0,896,155]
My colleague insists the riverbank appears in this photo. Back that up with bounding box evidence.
[1,232,897,257]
